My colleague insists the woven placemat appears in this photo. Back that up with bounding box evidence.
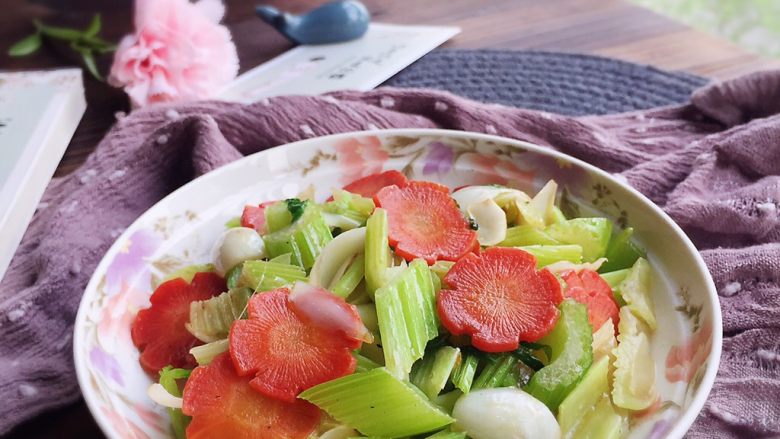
[385,49,708,116]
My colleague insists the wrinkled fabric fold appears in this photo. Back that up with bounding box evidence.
[1,68,779,437]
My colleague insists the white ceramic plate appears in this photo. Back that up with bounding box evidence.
[74,129,721,439]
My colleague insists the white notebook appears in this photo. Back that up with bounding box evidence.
[0,68,86,281]
[219,23,460,102]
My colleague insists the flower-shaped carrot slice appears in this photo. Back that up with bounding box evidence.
[437,247,563,352]
[375,180,479,263]
[132,272,225,373]
[229,287,362,402]
[561,269,620,332]
[182,353,320,439]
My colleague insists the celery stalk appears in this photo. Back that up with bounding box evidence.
[162,264,215,284]
[525,300,594,412]
[331,254,366,298]
[600,227,646,272]
[600,269,630,289]
[263,205,333,269]
[189,339,228,366]
[238,259,306,292]
[472,354,518,390]
[354,352,382,372]
[451,353,479,394]
[299,367,454,437]
[411,347,461,400]
[545,217,612,262]
[558,356,610,435]
[186,288,252,342]
[518,244,583,267]
[499,225,561,247]
[355,303,379,334]
[324,190,376,224]
[551,206,567,223]
[264,201,292,232]
[158,367,191,439]
[375,259,439,379]
[430,260,455,282]
[365,209,389,295]
[435,390,463,414]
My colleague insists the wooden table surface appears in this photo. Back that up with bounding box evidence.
[2,0,778,437]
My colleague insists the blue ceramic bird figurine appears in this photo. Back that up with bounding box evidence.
[256,0,370,45]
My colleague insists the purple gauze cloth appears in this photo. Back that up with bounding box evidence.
[1,70,779,437]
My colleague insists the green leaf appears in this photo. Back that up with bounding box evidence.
[80,50,102,80]
[34,20,84,41]
[84,14,101,37]
[8,33,42,56]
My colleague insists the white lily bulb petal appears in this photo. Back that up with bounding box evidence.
[529,180,558,226]
[452,186,514,213]
[323,212,362,231]
[147,383,183,409]
[309,227,366,288]
[297,183,316,201]
[212,227,266,275]
[453,388,561,439]
[544,257,608,275]
[289,281,373,343]
[468,198,507,246]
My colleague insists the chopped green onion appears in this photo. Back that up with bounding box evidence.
[189,339,228,366]
[451,353,479,394]
[299,367,454,437]
[285,198,308,222]
[513,343,546,371]
[411,346,461,400]
[472,354,518,390]
[186,288,251,342]
[499,225,561,247]
[375,259,439,379]
[518,244,583,267]
[331,254,366,298]
[238,259,307,292]
[365,209,389,295]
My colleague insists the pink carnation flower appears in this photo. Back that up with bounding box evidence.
[109,0,239,107]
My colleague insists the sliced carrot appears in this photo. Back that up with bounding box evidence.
[131,272,225,373]
[562,269,620,332]
[240,201,276,233]
[437,247,563,352]
[342,170,408,198]
[375,180,479,263]
[182,353,321,439]
[229,288,360,402]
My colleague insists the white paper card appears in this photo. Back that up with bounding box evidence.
[0,69,86,280]
[219,23,460,102]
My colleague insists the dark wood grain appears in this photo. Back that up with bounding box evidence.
[1,0,778,437]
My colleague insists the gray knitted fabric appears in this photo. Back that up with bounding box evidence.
[386,49,708,115]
